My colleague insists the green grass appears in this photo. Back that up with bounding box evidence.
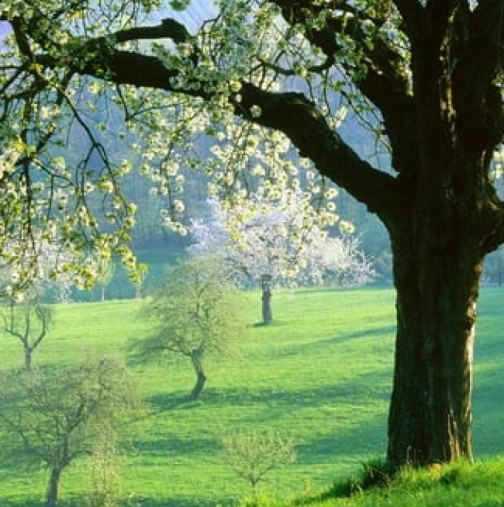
[248,458,504,507]
[1,286,504,506]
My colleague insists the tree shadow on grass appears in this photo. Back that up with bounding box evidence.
[132,434,219,456]
[337,326,396,343]
[0,496,232,507]
[296,412,388,464]
[277,326,396,360]
[144,390,192,411]
[146,370,391,417]
[136,375,391,457]
[122,497,235,507]
[252,319,291,328]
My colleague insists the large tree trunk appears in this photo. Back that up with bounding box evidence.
[46,467,62,507]
[382,13,503,467]
[386,207,483,467]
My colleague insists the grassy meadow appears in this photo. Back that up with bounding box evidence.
[1,286,504,506]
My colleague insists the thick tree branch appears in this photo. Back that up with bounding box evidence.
[10,18,34,61]
[271,1,419,175]
[158,71,398,221]
[11,7,404,226]
[461,0,503,92]
[422,0,467,49]
[111,18,192,45]
[451,1,504,155]
[41,39,399,224]
[7,3,399,224]
[393,0,424,34]
[236,85,401,223]
[271,1,413,107]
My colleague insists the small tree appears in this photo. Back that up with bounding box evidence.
[86,424,123,507]
[220,429,296,492]
[134,257,247,399]
[1,292,52,371]
[95,257,115,302]
[0,359,137,507]
[189,194,375,324]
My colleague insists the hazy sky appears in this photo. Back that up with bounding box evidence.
[0,3,216,37]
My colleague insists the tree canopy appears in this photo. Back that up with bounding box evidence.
[0,359,137,506]
[2,0,504,468]
[2,1,502,265]
[189,193,374,288]
[132,256,247,398]
[188,193,375,322]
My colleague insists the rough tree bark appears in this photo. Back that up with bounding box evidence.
[380,2,504,465]
[386,207,483,464]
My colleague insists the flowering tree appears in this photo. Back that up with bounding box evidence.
[37,237,77,303]
[3,0,504,468]
[188,192,375,324]
[94,256,115,302]
[0,234,88,303]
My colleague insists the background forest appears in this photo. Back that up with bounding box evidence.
[58,114,504,302]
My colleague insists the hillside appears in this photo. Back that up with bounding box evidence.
[0,287,503,506]
[260,458,504,507]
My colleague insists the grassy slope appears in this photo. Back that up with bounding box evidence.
[270,458,504,507]
[0,286,503,506]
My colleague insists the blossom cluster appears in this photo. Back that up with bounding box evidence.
[188,192,375,289]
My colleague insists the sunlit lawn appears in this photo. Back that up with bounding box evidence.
[0,286,503,506]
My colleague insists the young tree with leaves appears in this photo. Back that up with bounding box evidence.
[94,256,115,302]
[220,428,296,492]
[188,193,375,324]
[86,424,124,507]
[2,0,504,468]
[0,359,137,507]
[133,257,247,399]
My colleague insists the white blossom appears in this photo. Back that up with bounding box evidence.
[188,192,375,289]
